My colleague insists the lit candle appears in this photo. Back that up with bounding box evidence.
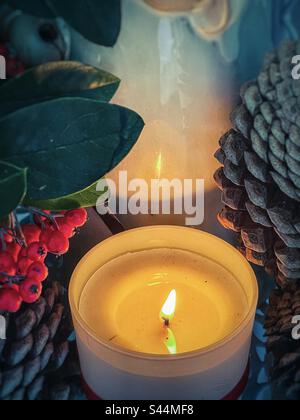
[160,290,177,354]
[69,227,258,400]
[160,289,176,328]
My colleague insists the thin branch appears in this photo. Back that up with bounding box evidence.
[12,211,27,247]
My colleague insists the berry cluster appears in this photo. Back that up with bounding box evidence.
[0,42,26,78]
[0,208,88,313]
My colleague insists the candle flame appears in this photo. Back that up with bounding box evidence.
[164,328,177,355]
[160,289,176,324]
[155,152,163,178]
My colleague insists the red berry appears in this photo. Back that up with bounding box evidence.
[39,228,54,244]
[33,211,51,227]
[65,209,88,228]
[22,224,41,245]
[0,251,15,273]
[3,229,14,244]
[27,242,48,262]
[0,288,22,313]
[55,218,75,238]
[27,261,48,282]
[6,242,21,262]
[45,231,69,255]
[19,247,28,258]
[17,257,34,276]
[2,283,20,292]
[20,278,42,304]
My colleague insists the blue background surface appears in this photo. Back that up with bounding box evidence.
[237,0,300,81]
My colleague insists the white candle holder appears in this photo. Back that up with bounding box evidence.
[69,226,258,400]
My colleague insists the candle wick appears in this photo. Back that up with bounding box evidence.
[163,318,170,327]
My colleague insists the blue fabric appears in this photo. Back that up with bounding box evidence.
[237,0,300,81]
[269,0,300,42]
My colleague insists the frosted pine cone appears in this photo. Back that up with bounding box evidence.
[0,279,82,400]
[215,40,300,288]
[265,282,300,400]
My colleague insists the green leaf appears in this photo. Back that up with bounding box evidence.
[3,0,121,46]
[2,0,55,18]
[26,179,109,211]
[0,161,27,218]
[51,0,121,46]
[0,61,120,118]
[0,97,144,201]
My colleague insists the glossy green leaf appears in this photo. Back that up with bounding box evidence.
[51,0,121,46]
[27,179,109,211]
[0,97,144,201]
[0,161,27,217]
[0,61,120,118]
[2,0,55,18]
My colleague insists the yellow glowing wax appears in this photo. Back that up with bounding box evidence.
[79,248,248,355]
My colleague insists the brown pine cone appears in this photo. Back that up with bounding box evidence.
[265,282,300,400]
[0,279,80,400]
[37,342,86,401]
[215,39,300,288]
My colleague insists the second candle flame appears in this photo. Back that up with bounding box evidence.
[160,289,177,326]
